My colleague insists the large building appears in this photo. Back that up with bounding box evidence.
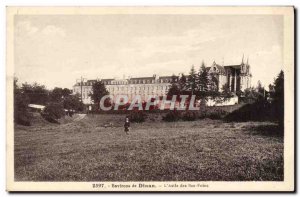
[73,75,177,104]
[73,60,251,105]
[207,58,252,92]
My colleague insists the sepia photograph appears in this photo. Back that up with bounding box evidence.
[6,6,294,192]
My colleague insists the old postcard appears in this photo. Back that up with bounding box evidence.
[6,6,294,192]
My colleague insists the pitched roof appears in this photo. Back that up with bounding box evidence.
[207,61,225,73]
[159,76,177,79]
[224,65,242,69]
[130,77,155,80]
[215,64,225,73]
[101,79,114,81]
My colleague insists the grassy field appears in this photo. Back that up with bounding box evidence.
[14,113,283,181]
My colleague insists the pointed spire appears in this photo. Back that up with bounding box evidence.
[246,56,249,65]
[242,54,244,64]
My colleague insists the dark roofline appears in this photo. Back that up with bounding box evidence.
[159,76,177,78]
[207,64,242,69]
[101,79,114,81]
[223,65,243,69]
[130,77,155,80]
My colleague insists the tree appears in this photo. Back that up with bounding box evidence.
[63,93,84,112]
[186,65,197,95]
[42,102,65,123]
[214,83,234,102]
[49,87,83,113]
[50,87,63,102]
[14,78,31,125]
[257,80,264,93]
[256,80,265,101]
[178,74,187,92]
[21,82,49,105]
[197,62,209,98]
[14,78,29,113]
[62,88,72,98]
[272,70,284,127]
[268,84,275,98]
[89,81,109,110]
[242,81,266,103]
[208,73,219,92]
[167,75,181,100]
[170,74,178,84]
[243,87,260,103]
[167,83,181,101]
[50,87,73,103]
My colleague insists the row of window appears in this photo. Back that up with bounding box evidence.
[76,88,169,100]
[102,79,176,85]
[75,85,169,93]
[81,91,167,100]
[107,86,169,92]
[79,79,177,86]
[104,81,127,85]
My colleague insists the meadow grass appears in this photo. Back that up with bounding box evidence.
[14,114,283,181]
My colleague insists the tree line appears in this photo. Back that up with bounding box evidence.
[14,78,84,125]
[14,65,283,127]
[87,63,284,114]
[167,62,233,105]
[87,65,284,128]
[167,63,283,105]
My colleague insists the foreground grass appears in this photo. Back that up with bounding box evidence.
[14,114,283,181]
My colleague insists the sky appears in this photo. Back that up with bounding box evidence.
[14,14,283,89]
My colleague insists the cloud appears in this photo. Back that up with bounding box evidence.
[41,25,66,37]
[16,21,66,37]
[256,45,281,56]
[122,28,228,63]
[16,21,38,35]
[14,15,283,89]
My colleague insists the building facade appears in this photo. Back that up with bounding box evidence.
[73,60,251,105]
[207,59,252,92]
[73,75,177,104]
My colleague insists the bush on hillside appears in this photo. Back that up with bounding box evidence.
[162,110,181,122]
[206,108,227,120]
[15,111,32,126]
[162,107,228,122]
[14,79,32,126]
[224,101,273,122]
[182,111,197,121]
[198,107,227,120]
[41,102,65,123]
[129,111,147,123]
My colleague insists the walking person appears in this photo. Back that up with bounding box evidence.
[124,117,130,135]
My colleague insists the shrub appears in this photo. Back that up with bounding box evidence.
[207,108,227,119]
[198,107,227,120]
[129,111,147,123]
[182,111,197,121]
[63,95,84,112]
[41,102,65,123]
[162,110,181,122]
[206,112,222,119]
[224,101,273,122]
[14,80,32,126]
[15,111,32,126]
